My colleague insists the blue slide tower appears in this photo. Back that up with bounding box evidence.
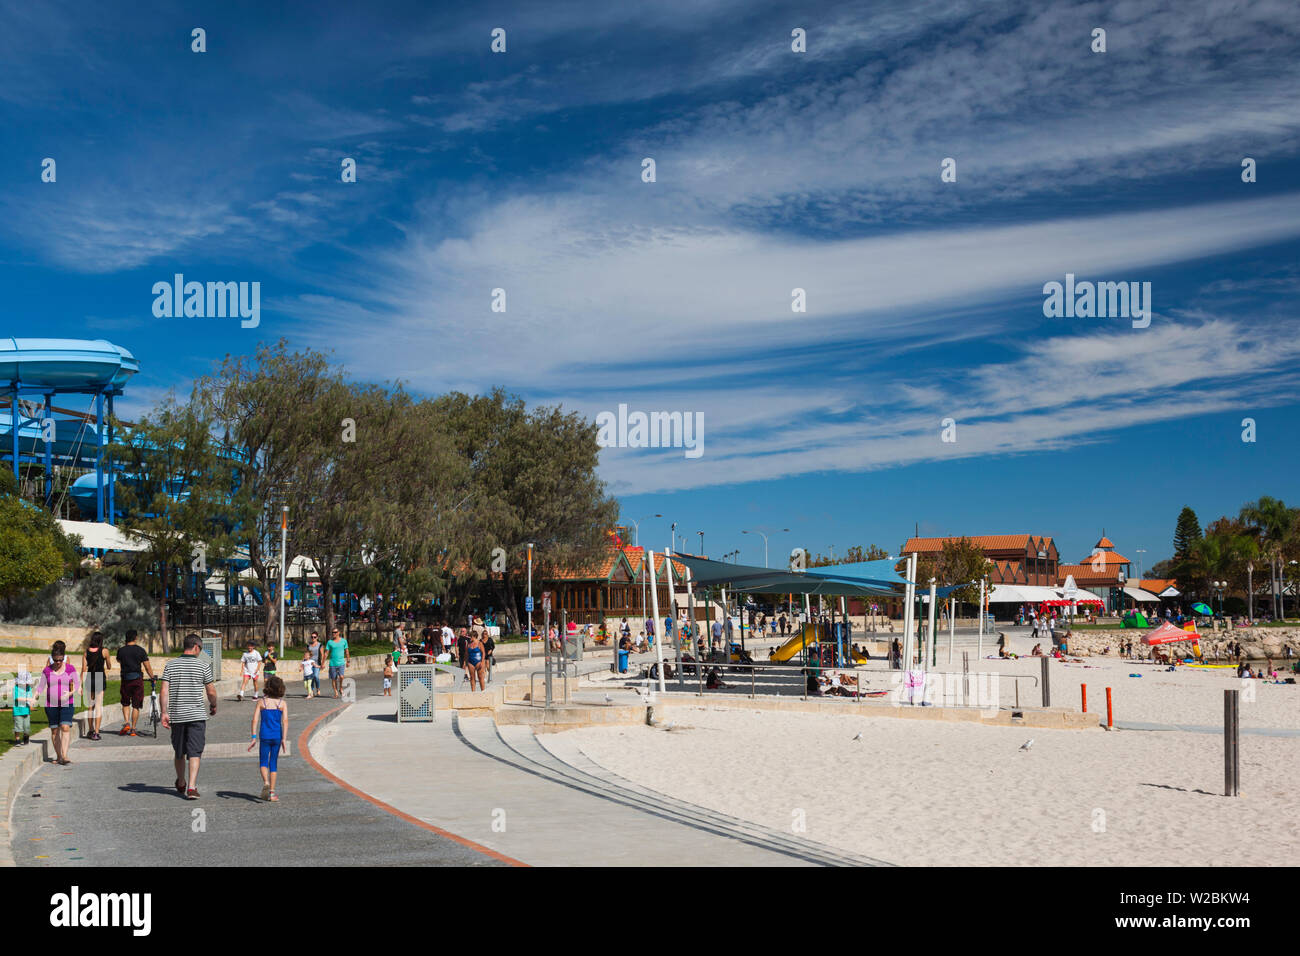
[0,337,138,523]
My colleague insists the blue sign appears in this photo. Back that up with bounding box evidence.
[525,596,534,613]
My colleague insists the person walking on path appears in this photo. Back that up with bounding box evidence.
[300,650,315,698]
[161,634,218,800]
[382,657,394,697]
[325,628,349,698]
[306,632,324,697]
[36,642,81,765]
[440,621,455,660]
[248,675,288,802]
[465,629,488,691]
[262,642,278,684]
[11,670,34,746]
[238,640,263,701]
[80,631,111,740]
[115,629,155,736]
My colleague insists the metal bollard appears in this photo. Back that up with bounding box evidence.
[1105,687,1113,728]
[1224,689,1239,797]
[1040,655,1051,708]
[1081,683,1087,713]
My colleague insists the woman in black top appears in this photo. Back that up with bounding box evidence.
[262,643,278,679]
[81,631,111,740]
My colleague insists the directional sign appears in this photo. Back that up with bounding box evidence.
[525,596,534,613]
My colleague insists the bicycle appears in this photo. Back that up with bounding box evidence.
[146,677,162,738]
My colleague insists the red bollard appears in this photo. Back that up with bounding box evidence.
[1081,683,1087,713]
[1106,687,1113,728]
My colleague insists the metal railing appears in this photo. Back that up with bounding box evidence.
[617,655,1042,709]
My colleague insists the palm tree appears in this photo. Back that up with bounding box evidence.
[1240,496,1290,619]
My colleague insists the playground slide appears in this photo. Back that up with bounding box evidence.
[769,624,818,663]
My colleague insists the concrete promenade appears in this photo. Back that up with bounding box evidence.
[9,674,502,866]
[10,665,885,866]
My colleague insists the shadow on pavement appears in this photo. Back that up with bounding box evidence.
[119,782,184,798]
[215,790,263,802]
[366,713,398,723]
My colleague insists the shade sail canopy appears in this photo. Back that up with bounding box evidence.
[58,519,146,552]
[669,553,961,598]
[1123,586,1161,603]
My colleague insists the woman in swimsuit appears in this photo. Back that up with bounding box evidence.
[465,631,488,691]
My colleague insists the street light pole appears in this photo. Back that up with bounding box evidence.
[697,531,704,556]
[278,505,288,659]
[631,513,663,548]
[527,543,534,660]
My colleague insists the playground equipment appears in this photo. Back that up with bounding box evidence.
[0,337,138,522]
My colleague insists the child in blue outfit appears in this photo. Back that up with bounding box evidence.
[11,670,34,746]
[247,675,288,801]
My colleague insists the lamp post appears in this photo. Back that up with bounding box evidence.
[697,531,704,556]
[1246,563,1254,624]
[630,513,662,547]
[1213,580,1226,617]
[526,543,534,659]
[741,528,788,568]
[1135,549,1147,586]
[278,505,288,659]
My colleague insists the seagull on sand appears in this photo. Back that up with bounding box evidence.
[851,732,863,741]
[603,693,613,703]
[1019,739,1035,751]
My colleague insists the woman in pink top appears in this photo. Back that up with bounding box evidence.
[35,640,81,765]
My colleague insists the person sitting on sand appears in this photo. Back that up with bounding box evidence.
[1031,643,1044,656]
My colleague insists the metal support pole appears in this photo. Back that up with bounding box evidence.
[1106,686,1113,728]
[1081,683,1087,713]
[947,597,954,665]
[526,544,533,660]
[43,391,54,510]
[901,554,917,669]
[9,386,18,482]
[648,550,665,694]
[544,602,552,708]
[106,393,116,523]
[278,506,287,660]
[977,577,985,660]
[94,392,105,521]
[1224,689,1239,797]
[1040,654,1051,708]
[927,579,938,668]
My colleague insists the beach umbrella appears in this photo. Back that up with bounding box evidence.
[1191,602,1213,615]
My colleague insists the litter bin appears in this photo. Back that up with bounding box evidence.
[616,649,629,674]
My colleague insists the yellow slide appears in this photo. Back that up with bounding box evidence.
[769,623,817,662]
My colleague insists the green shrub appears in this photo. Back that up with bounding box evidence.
[2,574,155,646]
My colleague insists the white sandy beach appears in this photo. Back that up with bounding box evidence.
[564,641,1300,866]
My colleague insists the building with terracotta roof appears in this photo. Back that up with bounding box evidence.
[900,534,1060,586]
[1055,534,1135,612]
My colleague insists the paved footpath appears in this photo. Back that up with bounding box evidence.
[10,674,501,867]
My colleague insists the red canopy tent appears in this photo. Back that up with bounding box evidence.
[1142,621,1200,645]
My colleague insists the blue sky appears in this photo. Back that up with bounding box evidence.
[4,0,1300,569]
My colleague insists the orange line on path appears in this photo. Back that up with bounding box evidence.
[297,705,528,867]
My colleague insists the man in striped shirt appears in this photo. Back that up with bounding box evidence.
[160,633,218,800]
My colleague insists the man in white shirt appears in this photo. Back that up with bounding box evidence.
[440,622,455,657]
[238,641,263,701]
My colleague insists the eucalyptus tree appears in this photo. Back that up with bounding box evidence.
[110,397,236,650]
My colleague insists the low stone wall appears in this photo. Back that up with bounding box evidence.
[1054,627,1299,661]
